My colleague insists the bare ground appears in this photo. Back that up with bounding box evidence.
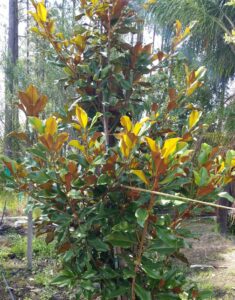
[1,218,235,299]
[183,218,235,299]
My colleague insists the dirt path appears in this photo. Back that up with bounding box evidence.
[183,219,235,299]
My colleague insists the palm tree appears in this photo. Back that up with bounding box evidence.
[149,0,235,80]
[148,0,235,130]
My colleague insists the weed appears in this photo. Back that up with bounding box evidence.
[0,247,10,260]
[33,237,56,259]
[34,265,55,285]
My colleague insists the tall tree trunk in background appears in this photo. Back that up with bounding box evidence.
[26,0,30,75]
[137,22,144,43]
[4,0,18,157]
[152,24,156,51]
[61,0,66,30]
[217,181,235,235]
[217,78,227,130]
[72,0,76,25]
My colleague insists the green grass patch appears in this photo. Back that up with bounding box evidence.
[0,234,56,260]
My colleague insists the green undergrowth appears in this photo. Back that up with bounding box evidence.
[0,234,56,261]
[0,189,26,216]
[0,233,61,300]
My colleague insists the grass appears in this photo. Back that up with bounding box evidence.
[0,189,26,217]
[0,190,63,299]
[0,234,56,260]
[0,231,60,300]
[182,218,235,299]
[191,269,235,299]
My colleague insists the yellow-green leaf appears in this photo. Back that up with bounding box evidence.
[188,110,202,129]
[120,116,132,132]
[37,2,47,22]
[162,137,182,159]
[123,134,133,149]
[91,0,99,5]
[195,66,206,80]
[73,35,86,51]
[45,116,57,135]
[29,11,40,23]
[69,140,85,152]
[145,137,158,153]
[76,105,88,129]
[28,117,44,134]
[132,117,149,136]
[175,20,182,35]
[120,139,130,157]
[132,122,142,135]
[71,123,81,131]
[131,170,149,185]
[183,26,191,38]
[218,161,225,173]
[26,85,38,104]
[231,159,235,168]
[186,81,203,96]
[30,26,40,34]
[33,207,42,220]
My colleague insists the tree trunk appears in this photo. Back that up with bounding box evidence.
[26,0,30,75]
[137,22,144,43]
[4,0,19,157]
[217,182,235,235]
[72,0,76,25]
[217,78,227,130]
[152,24,156,51]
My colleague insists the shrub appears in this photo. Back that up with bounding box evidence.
[0,1,235,299]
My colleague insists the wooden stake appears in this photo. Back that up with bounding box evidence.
[27,207,33,270]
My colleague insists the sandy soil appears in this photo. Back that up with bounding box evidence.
[183,219,235,299]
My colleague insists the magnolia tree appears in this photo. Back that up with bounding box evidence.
[1,1,235,299]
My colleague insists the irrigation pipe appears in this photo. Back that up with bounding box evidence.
[121,185,235,211]
[0,266,15,300]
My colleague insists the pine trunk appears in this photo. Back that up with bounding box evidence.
[4,0,19,157]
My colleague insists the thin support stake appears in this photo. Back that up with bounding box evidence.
[27,209,33,270]
[121,185,234,211]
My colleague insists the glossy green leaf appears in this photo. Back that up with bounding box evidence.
[194,167,209,187]
[105,232,137,248]
[104,286,129,298]
[148,239,179,255]
[28,172,50,184]
[90,112,103,129]
[28,117,44,134]
[141,263,160,279]
[97,174,112,185]
[157,293,180,300]
[135,208,148,227]
[135,284,152,300]
[28,148,47,160]
[88,238,109,252]
[218,192,234,203]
